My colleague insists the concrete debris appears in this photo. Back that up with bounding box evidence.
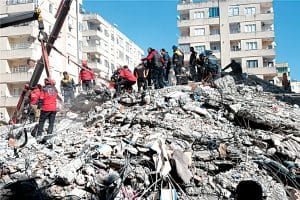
[1,75,300,199]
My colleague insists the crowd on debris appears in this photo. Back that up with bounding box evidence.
[0,74,299,200]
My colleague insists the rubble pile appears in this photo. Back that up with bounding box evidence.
[0,75,300,200]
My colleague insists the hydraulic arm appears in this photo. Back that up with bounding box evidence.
[2,0,74,123]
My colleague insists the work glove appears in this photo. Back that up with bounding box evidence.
[37,99,43,109]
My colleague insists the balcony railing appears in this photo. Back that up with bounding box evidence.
[11,43,32,49]
[230,29,241,34]
[0,72,32,83]
[231,47,241,51]
[6,0,36,5]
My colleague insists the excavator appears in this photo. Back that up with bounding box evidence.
[1,0,73,124]
[0,0,74,148]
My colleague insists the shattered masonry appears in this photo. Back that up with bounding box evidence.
[0,75,299,200]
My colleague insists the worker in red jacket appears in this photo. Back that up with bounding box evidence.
[116,65,136,96]
[29,84,42,122]
[79,60,96,91]
[36,78,58,138]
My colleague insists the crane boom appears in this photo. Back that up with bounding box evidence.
[10,0,74,123]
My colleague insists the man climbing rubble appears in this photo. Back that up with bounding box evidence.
[115,65,137,97]
[134,63,148,93]
[222,60,242,76]
[36,78,58,141]
[60,71,76,107]
[79,60,96,91]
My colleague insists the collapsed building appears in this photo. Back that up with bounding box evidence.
[0,75,299,200]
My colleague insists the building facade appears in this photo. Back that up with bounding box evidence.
[177,0,276,80]
[82,14,144,80]
[0,0,83,122]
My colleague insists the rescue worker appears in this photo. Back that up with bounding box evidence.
[282,72,291,92]
[134,63,149,92]
[196,53,206,82]
[37,78,58,137]
[116,65,137,96]
[141,47,164,89]
[160,48,171,84]
[79,60,96,91]
[222,60,242,76]
[29,84,42,122]
[172,45,184,76]
[189,47,197,81]
[60,71,76,107]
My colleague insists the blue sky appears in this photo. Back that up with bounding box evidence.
[83,0,300,81]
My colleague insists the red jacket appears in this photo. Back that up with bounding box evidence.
[30,88,41,105]
[119,69,137,82]
[39,85,58,112]
[79,68,95,81]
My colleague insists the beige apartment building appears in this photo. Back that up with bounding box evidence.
[82,14,144,80]
[177,0,276,81]
[0,0,83,122]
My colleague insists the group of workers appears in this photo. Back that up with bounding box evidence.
[28,61,96,141]
[27,46,292,141]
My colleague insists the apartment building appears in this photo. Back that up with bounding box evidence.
[177,0,276,81]
[0,0,83,122]
[82,14,144,80]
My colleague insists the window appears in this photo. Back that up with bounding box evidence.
[245,7,256,15]
[0,112,3,120]
[118,50,124,60]
[11,65,29,73]
[194,11,204,19]
[104,29,109,37]
[247,60,258,68]
[245,24,256,32]
[246,42,257,50]
[195,45,205,54]
[12,88,22,96]
[194,28,205,36]
[210,42,221,52]
[111,34,114,41]
[79,22,83,32]
[49,3,53,14]
[104,60,109,68]
[209,7,219,18]
[229,6,239,16]
[230,23,240,34]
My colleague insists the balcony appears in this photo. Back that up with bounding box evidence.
[177,17,219,27]
[1,1,35,14]
[0,96,19,107]
[229,31,274,40]
[83,45,109,57]
[0,48,39,60]
[88,62,109,73]
[178,35,207,44]
[230,49,275,58]
[0,72,32,83]
[246,66,276,76]
[0,25,38,37]
[228,13,274,23]
[83,29,109,41]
